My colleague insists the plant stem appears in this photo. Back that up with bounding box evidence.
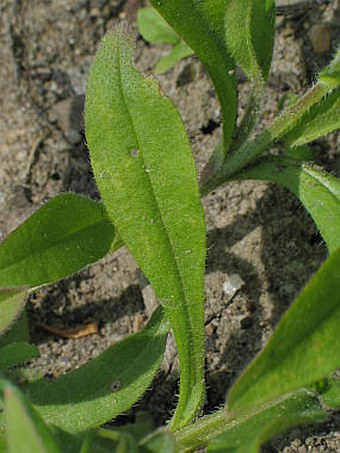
[173,408,230,452]
[200,81,330,195]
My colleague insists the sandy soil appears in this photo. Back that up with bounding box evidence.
[0,0,339,451]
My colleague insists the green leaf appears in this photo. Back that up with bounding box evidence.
[28,308,169,433]
[1,380,60,453]
[149,0,237,155]
[0,288,27,336]
[319,47,340,89]
[49,427,83,453]
[284,144,314,162]
[286,88,340,147]
[137,7,178,44]
[85,27,206,430]
[0,194,115,289]
[0,310,29,348]
[139,430,176,453]
[0,432,6,452]
[207,67,340,194]
[208,389,325,453]
[320,377,340,409]
[0,343,39,372]
[137,7,194,74]
[81,429,138,453]
[235,158,340,253]
[225,0,275,93]
[228,247,340,413]
[155,41,194,74]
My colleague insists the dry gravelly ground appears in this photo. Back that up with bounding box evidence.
[0,0,340,451]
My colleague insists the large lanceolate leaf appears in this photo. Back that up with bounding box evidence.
[236,158,340,253]
[27,308,168,433]
[225,0,275,93]
[208,390,325,453]
[149,0,237,154]
[0,288,27,336]
[228,247,340,413]
[1,380,60,453]
[0,194,115,289]
[85,27,206,430]
[286,88,340,147]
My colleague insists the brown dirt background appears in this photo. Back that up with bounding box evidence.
[0,0,340,451]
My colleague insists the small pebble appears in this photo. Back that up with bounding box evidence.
[223,274,245,302]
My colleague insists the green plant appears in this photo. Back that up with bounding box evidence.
[137,7,194,74]
[1,1,340,451]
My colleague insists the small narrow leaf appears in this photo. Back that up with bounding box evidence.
[137,7,178,44]
[28,308,169,433]
[228,247,340,413]
[0,343,39,372]
[235,158,340,253]
[209,390,325,453]
[155,41,194,75]
[286,88,340,147]
[0,194,115,288]
[149,0,237,154]
[137,7,193,74]
[0,288,27,336]
[85,27,206,430]
[1,380,60,453]
[225,0,275,93]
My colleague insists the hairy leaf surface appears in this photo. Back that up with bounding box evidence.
[319,47,340,89]
[228,247,340,413]
[286,88,340,147]
[149,0,237,154]
[0,194,115,288]
[225,0,275,93]
[236,158,340,253]
[85,27,206,430]
[1,380,60,453]
[28,308,168,433]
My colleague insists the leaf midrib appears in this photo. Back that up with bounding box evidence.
[115,31,196,361]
